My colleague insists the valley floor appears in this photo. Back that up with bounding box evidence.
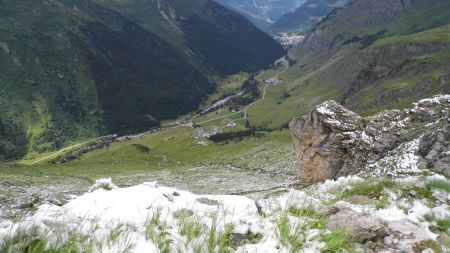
[0,61,294,221]
[1,49,449,252]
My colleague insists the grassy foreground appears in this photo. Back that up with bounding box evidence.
[1,175,449,253]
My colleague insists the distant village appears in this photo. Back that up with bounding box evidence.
[264,78,283,86]
[193,127,223,139]
[192,120,237,140]
[275,33,305,48]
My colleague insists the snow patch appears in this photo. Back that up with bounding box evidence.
[88,178,118,192]
[366,139,423,177]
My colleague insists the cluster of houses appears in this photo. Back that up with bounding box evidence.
[192,120,238,140]
[275,33,305,48]
[265,78,283,86]
[226,121,237,128]
[192,127,223,139]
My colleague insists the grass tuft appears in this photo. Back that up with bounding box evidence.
[0,230,95,253]
[146,210,173,253]
[178,211,204,244]
[427,180,450,193]
[321,230,352,253]
[276,212,305,253]
[339,179,395,199]
[288,207,326,230]
[375,195,389,210]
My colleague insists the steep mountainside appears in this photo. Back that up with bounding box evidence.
[215,0,307,31]
[0,0,284,160]
[270,0,354,34]
[248,0,450,129]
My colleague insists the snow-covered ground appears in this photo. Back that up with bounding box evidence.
[1,174,449,252]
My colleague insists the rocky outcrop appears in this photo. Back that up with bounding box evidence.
[290,95,450,184]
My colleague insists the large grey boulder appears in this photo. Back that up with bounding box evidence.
[290,95,450,183]
[324,205,388,243]
[324,205,438,252]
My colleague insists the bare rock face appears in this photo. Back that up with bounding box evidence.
[289,101,367,183]
[290,95,450,184]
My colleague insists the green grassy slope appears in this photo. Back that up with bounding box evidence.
[0,127,294,206]
[86,0,285,75]
[0,0,284,161]
[246,0,450,128]
[270,0,355,34]
[215,0,307,31]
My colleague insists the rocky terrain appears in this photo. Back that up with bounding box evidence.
[1,96,449,252]
[1,174,448,252]
[290,94,450,184]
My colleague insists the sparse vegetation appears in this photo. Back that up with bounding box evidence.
[375,195,389,210]
[321,230,352,253]
[276,212,305,252]
[424,213,450,234]
[426,180,450,193]
[206,219,233,253]
[289,207,326,230]
[0,229,96,253]
[412,239,442,253]
[177,211,204,244]
[335,179,395,201]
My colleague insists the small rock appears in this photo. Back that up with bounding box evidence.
[353,243,366,253]
[15,196,39,209]
[46,195,67,206]
[306,229,320,241]
[0,40,10,54]
[231,233,250,248]
[196,197,220,205]
[172,209,194,218]
[325,205,388,243]
[163,193,173,202]
[323,205,341,216]
[144,181,159,188]
[365,241,377,250]
[384,235,393,245]
[345,195,377,205]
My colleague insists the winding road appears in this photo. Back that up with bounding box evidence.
[30,136,115,165]
[243,62,289,121]
[29,62,290,165]
[197,61,289,125]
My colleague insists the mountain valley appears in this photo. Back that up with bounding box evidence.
[0,0,284,161]
[0,0,449,252]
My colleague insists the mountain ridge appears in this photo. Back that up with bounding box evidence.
[243,0,450,131]
[270,0,355,34]
[215,0,307,31]
[0,0,284,161]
